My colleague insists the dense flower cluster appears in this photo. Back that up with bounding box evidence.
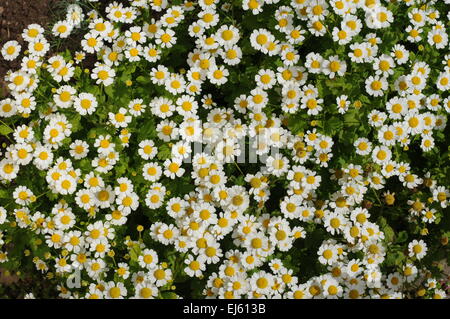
[0,0,449,299]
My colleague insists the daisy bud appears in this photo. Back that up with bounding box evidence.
[384,193,395,205]
[423,178,433,187]
[416,288,426,297]
[362,200,373,209]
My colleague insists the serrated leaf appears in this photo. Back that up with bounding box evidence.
[395,231,408,244]
[288,115,308,135]
[157,144,172,160]
[324,116,344,135]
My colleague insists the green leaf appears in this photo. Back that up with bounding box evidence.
[287,115,308,135]
[385,251,405,267]
[161,292,179,299]
[395,231,408,244]
[79,159,91,171]
[383,225,395,243]
[129,243,141,262]
[46,192,59,201]
[69,113,82,132]
[136,75,151,85]
[74,66,82,79]
[324,116,343,135]
[0,124,13,136]
[115,156,129,175]
[377,216,387,228]
[0,189,9,198]
[157,144,172,160]
[104,85,115,98]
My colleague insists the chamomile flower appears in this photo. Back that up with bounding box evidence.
[305,52,324,74]
[143,44,161,63]
[391,44,409,65]
[134,283,158,299]
[428,29,448,49]
[332,27,353,45]
[164,158,185,179]
[208,65,229,86]
[104,281,127,299]
[155,29,177,48]
[124,44,143,62]
[216,25,240,46]
[432,186,449,208]
[408,240,428,260]
[109,107,132,128]
[52,21,73,38]
[165,73,186,95]
[22,24,45,42]
[143,163,162,183]
[81,32,103,54]
[406,25,423,42]
[69,140,89,160]
[91,64,116,86]
[0,98,17,118]
[33,145,53,170]
[1,41,21,61]
[365,75,388,97]
[73,93,97,115]
[116,192,140,214]
[138,249,159,270]
[127,98,147,116]
[324,212,347,235]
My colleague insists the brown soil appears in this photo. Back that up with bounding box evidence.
[0,0,59,291]
[0,0,119,97]
[0,0,60,96]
